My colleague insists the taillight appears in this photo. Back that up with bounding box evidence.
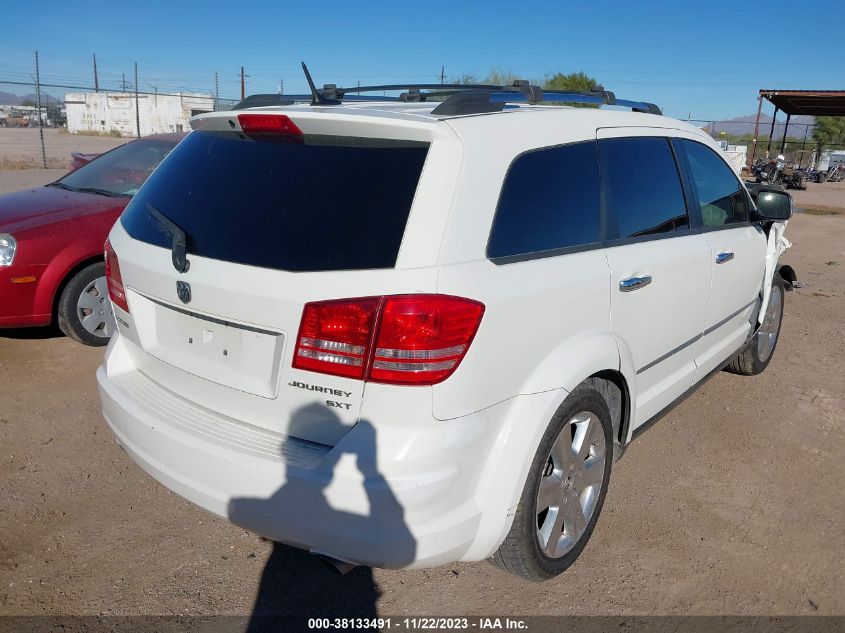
[293,298,380,379]
[237,114,302,140]
[370,296,485,384]
[292,295,484,386]
[104,238,129,313]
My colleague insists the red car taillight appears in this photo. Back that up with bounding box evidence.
[370,296,485,384]
[104,239,129,313]
[293,297,380,379]
[292,295,484,385]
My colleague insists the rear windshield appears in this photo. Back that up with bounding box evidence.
[120,130,429,272]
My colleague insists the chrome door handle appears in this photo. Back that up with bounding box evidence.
[619,275,652,292]
[716,251,735,264]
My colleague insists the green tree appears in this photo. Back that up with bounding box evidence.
[484,68,522,86]
[542,71,601,107]
[450,73,480,85]
[812,116,845,147]
[451,69,602,92]
[543,71,600,93]
[451,69,521,85]
[447,68,603,106]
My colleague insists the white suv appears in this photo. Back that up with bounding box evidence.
[97,81,795,580]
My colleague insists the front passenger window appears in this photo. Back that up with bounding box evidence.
[680,140,749,227]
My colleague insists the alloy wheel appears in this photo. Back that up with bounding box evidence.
[535,411,606,559]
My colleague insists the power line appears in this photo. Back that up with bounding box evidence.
[0,78,239,101]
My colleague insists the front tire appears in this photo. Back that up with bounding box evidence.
[57,262,115,347]
[726,273,785,376]
[490,384,613,581]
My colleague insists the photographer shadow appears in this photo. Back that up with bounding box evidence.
[228,405,416,631]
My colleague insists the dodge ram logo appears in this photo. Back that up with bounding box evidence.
[176,281,191,304]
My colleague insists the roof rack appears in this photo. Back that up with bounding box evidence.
[231,63,662,116]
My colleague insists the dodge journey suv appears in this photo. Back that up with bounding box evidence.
[97,79,794,580]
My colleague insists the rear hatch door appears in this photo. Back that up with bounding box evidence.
[108,111,446,445]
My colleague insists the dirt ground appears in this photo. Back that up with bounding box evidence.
[0,169,67,192]
[0,128,127,169]
[0,171,843,621]
[781,179,845,211]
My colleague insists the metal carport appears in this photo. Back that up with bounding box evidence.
[749,89,845,166]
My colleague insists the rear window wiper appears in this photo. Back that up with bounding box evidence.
[145,203,190,273]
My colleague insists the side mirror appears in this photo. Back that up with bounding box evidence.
[752,189,794,222]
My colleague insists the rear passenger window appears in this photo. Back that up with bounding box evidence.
[599,137,689,239]
[487,141,601,260]
[679,140,749,227]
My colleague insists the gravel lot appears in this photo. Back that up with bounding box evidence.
[0,128,128,169]
[0,170,843,621]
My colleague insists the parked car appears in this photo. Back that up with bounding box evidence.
[97,87,794,580]
[0,133,184,345]
[69,151,101,171]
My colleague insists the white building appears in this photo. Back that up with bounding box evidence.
[64,91,214,136]
[816,149,845,170]
[715,140,747,174]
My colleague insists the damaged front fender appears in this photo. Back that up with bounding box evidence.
[759,221,793,325]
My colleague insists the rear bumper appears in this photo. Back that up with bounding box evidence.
[97,336,535,568]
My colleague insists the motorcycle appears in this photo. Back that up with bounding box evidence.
[827,164,845,183]
[753,156,806,190]
[752,159,779,184]
[778,166,807,190]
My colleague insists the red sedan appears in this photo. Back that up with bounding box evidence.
[0,133,184,345]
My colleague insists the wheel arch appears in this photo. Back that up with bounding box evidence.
[777,264,797,290]
[583,370,631,458]
[473,365,631,559]
[50,254,105,321]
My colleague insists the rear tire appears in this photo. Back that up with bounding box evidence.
[57,262,115,347]
[490,384,613,581]
[726,273,785,376]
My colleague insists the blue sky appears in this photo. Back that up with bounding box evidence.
[1,0,841,121]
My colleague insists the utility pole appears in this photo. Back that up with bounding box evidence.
[440,65,446,85]
[134,61,140,138]
[749,94,763,167]
[93,53,99,92]
[279,78,284,95]
[239,66,249,100]
[122,72,127,92]
[214,71,219,110]
[34,51,47,169]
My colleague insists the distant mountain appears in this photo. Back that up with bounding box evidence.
[708,113,816,140]
[0,90,62,106]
